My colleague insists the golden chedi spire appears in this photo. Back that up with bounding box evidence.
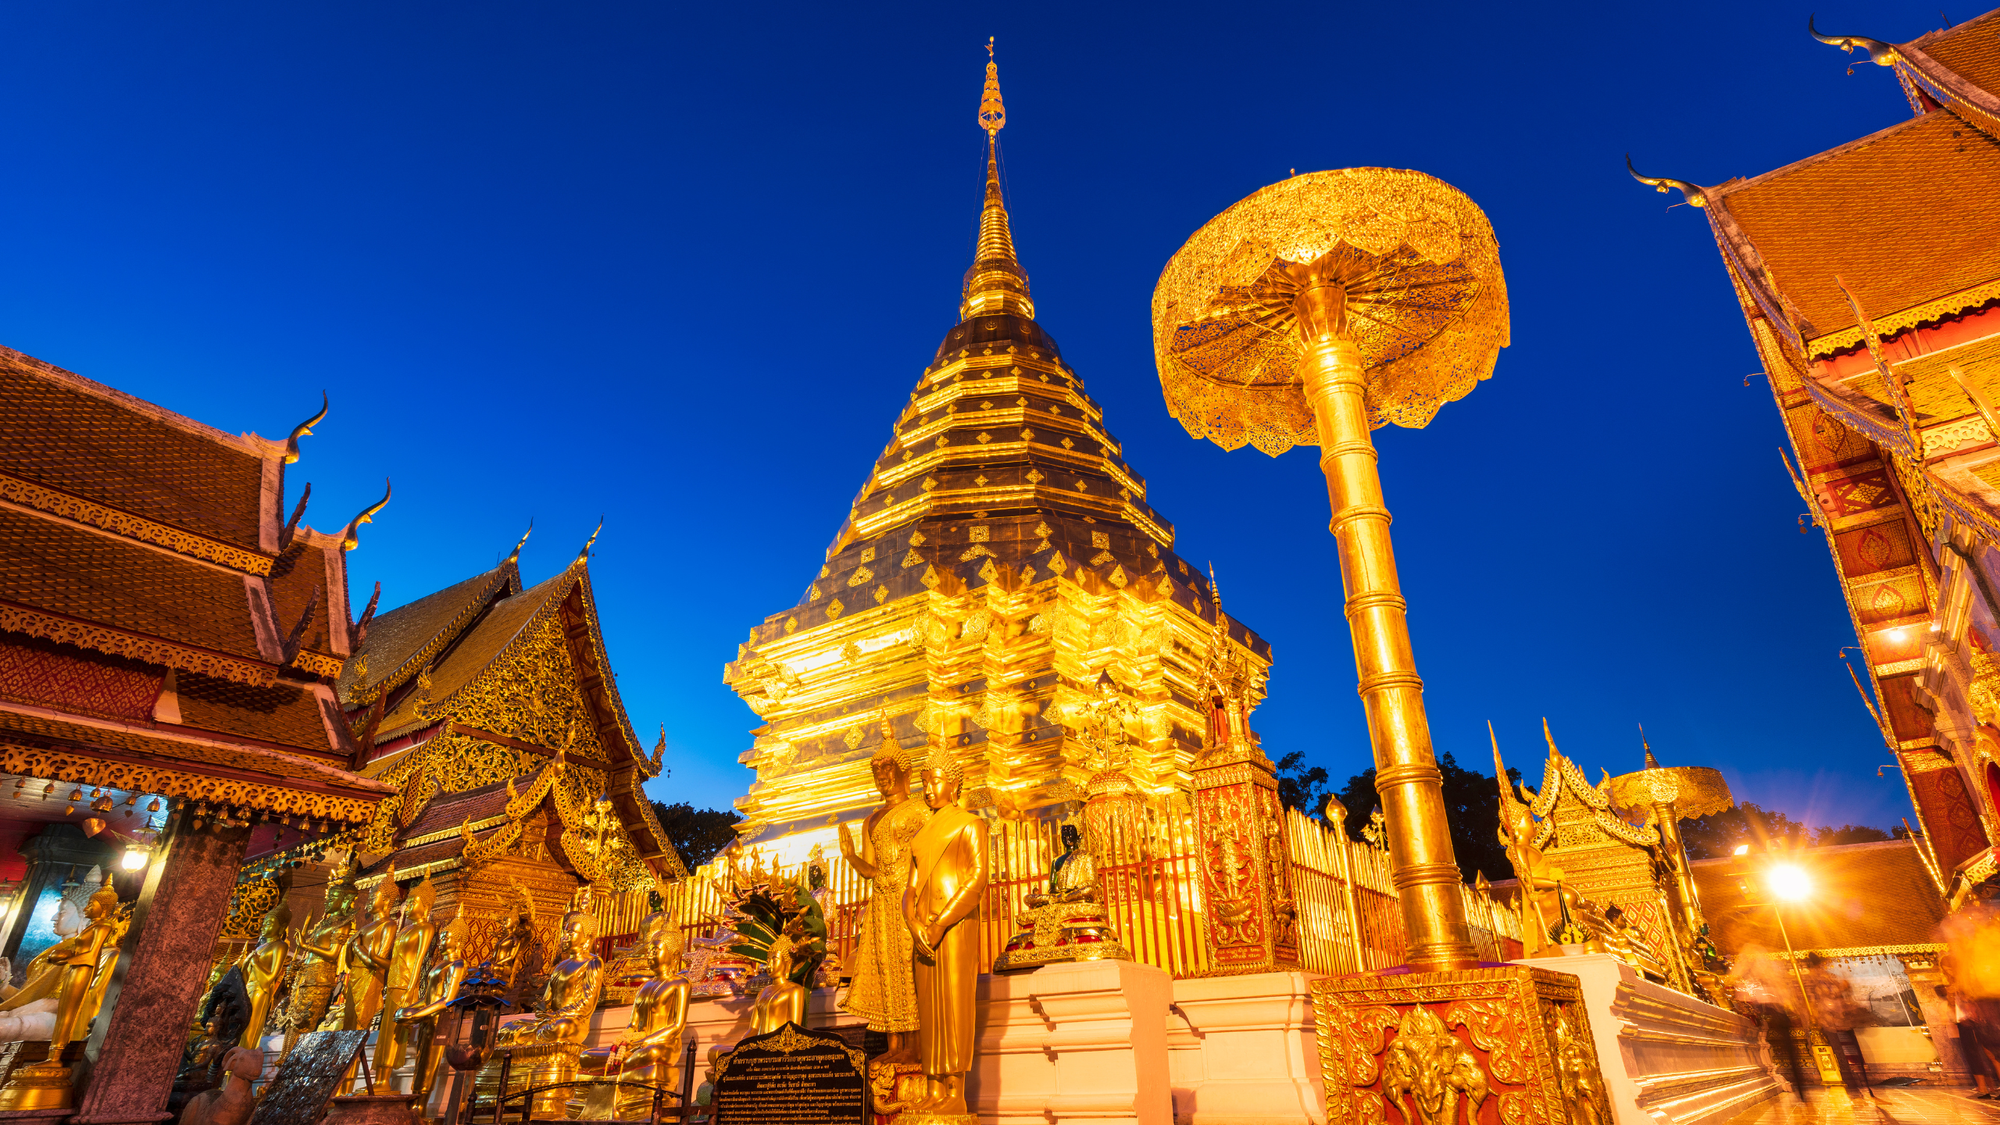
[962,39,1033,320]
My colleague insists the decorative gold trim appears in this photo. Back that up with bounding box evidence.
[0,472,274,575]
[0,601,276,687]
[291,651,344,679]
[1768,942,1944,960]
[0,739,375,821]
[1808,278,2000,360]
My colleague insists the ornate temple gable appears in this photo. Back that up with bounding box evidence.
[349,556,681,879]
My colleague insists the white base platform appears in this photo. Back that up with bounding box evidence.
[1516,954,1780,1125]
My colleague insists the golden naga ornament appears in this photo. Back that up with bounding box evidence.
[1154,168,1509,972]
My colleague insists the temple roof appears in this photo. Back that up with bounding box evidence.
[0,342,385,812]
[0,504,269,665]
[0,347,272,552]
[1914,9,2000,97]
[336,563,518,708]
[1705,109,2000,359]
[1690,839,1946,955]
[0,708,386,820]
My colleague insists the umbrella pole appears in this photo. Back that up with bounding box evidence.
[1294,276,1478,972]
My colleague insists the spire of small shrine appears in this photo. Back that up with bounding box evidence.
[1639,723,1661,769]
[961,39,1034,320]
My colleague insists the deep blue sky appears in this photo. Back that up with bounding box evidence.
[0,1,1954,832]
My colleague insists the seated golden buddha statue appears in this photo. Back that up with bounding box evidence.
[747,933,809,1035]
[0,882,123,1110]
[495,900,605,1117]
[993,823,1129,972]
[580,919,690,1118]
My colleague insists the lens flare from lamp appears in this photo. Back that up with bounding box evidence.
[1732,844,1751,856]
[120,844,151,872]
[1768,863,1811,902]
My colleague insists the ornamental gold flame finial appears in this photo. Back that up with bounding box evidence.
[963,40,1033,320]
[506,519,533,565]
[574,517,603,564]
[1809,14,1899,71]
[1625,154,1707,209]
[980,38,1005,137]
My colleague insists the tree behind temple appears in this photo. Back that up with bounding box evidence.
[651,802,742,870]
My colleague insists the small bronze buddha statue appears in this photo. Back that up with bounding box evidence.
[993,823,1129,972]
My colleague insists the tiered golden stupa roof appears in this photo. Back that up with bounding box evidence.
[723,52,1273,851]
[1633,8,2000,905]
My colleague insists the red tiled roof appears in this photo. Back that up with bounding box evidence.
[0,507,265,661]
[1712,111,2000,356]
[174,671,339,755]
[0,347,270,552]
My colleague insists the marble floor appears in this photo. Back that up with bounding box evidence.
[1725,1087,2000,1125]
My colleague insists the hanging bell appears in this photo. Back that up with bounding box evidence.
[146,798,162,813]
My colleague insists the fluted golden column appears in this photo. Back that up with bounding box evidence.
[1153,168,1512,975]
[1293,276,1474,971]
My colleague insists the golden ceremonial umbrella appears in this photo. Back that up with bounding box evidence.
[1607,748,1734,933]
[1152,168,1508,971]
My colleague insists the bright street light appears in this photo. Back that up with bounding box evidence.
[1768,863,1812,902]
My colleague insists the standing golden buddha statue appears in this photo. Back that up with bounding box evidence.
[391,910,470,1105]
[339,867,402,1090]
[901,754,988,1124]
[374,873,438,1081]
[581,921,690,1118]
[837,715,929,1060]
[0,882,121,1110]
[283,859,358,1060]
[238,899,293,1049]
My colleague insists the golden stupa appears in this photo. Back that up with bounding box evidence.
[721,49,1275,859]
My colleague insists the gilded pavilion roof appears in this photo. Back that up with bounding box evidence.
[335,562,518,707]
[1690,840,1946,955]
[342,549,682,880]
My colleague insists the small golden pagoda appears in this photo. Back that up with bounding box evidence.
[723,52,1273,853]
[334,531,685,968]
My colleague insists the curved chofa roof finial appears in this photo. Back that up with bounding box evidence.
[340,479,392,552]
[506,519,533,565]
[574,517,604,564]
[283,391,329,465]
[1809,14,1899,71]
[1625,154,1707,209]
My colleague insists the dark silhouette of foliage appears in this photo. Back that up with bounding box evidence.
[651,801,742,870]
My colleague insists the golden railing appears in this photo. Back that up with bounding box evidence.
[655,805,1520,982]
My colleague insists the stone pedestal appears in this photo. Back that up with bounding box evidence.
[1518,954,1777,1125]
[971,959,1172,1125]
[73,821,249,1125]
[1171,971,1325,1125]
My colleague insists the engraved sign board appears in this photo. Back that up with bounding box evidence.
[712,1022,865,1125]
[247,1030,369,1125]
